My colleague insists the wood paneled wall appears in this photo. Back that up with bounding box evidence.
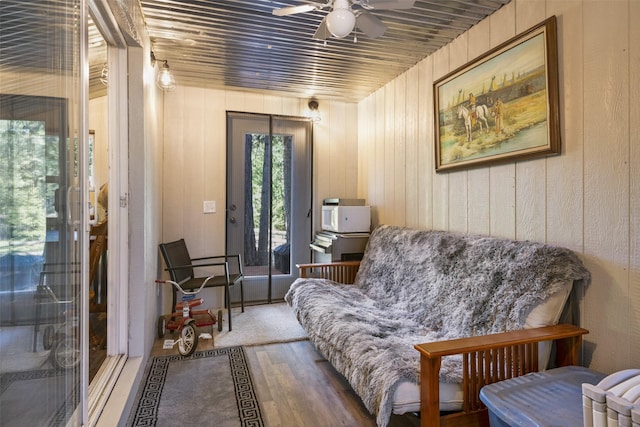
[357,0,639,374]
[162,88,358,310]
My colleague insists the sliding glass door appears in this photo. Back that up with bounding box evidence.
[0,0,87,424]
[226,112,312,303]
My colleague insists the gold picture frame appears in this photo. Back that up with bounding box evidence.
[434,16,561,172]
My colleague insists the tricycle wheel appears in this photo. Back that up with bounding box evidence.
[49,336,80,370]
[157,315,166,339]
[178,323,198,357]
[43,325,55,350]
[217,310,223,332]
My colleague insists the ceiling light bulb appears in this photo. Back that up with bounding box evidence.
[326,8,355,38]
[156,60,176,91]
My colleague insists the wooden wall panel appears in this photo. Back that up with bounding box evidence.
[359,96,374,203]
[417,57,433,230]
[488,3,517,239]
[405,65,420,228]
[546,0,584,252]
[432,48,450,231]
[265,94,279,113]
[356,0,639,374]
[182,87,205,255]
[466,20,491,236]
[447,33,469,233]
[513,0,548,243]
[224,90,245,112]
[583,1,630,372]
[630,0,640,366]
[312,103,330,212]
[202,89,226,256]
[394,75,407,227]
[345,103,359,198]
[329,101,348,198]
[384,83,396,224]
[373,89,386,226]
[163,89,186,241]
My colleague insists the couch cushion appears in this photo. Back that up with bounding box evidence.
[390,279,574,416]
[355,225,590,337]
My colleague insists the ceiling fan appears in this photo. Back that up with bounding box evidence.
[272,0,416,40]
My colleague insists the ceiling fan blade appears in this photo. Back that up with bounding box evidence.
[313,17,330,40]
[360,0,416,10]
[356,11,387,38]
[273,4,318,16]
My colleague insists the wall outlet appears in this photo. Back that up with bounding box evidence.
[203,200,216,214]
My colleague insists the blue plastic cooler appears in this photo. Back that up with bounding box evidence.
[480,366,606,426]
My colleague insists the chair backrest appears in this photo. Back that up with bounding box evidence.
[159,239,194,283]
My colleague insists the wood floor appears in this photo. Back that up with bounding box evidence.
[151,336,419,426]
[246,341,376,427]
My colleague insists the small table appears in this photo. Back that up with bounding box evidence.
[480,366,606,426]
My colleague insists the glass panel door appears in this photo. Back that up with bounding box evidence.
[226,113,312,303]
[0,95,83,424]
[0,0,85,424]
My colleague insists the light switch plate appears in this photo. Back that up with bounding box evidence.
[203,201,216,214]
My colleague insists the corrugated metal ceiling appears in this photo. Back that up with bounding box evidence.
[0,0,511,102]
[139,0,511,102]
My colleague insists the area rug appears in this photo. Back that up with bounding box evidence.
[214,302,307,348]
[0,369,76,426]
[128,346,263,427]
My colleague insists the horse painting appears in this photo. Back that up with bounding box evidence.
[457,104,490,141]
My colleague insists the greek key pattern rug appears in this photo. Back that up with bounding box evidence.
[129,346,263,427]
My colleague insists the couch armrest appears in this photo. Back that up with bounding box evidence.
[296,261,360,284]
[414,324,589,427]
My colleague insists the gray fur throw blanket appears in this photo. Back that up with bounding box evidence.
[285,225,591,427]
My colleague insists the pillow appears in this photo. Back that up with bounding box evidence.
[524,280,573,370]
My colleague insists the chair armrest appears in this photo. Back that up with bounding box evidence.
[191,254,243,274]
[165,262,227,269]
[414,324,589,427]
[165,262,229,276]
[296,261,360,284]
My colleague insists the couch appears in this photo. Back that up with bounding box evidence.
[285,225,592,427]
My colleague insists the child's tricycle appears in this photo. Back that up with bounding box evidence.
[156,278,223,357]
[39,284,80,370]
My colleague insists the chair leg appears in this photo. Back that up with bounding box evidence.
[225,284,232,331]
[33,293,42,352]
[240,280,245,313]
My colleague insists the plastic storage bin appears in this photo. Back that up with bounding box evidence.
[480,366,606,426]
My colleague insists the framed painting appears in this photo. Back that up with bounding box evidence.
[434,16,560,172]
